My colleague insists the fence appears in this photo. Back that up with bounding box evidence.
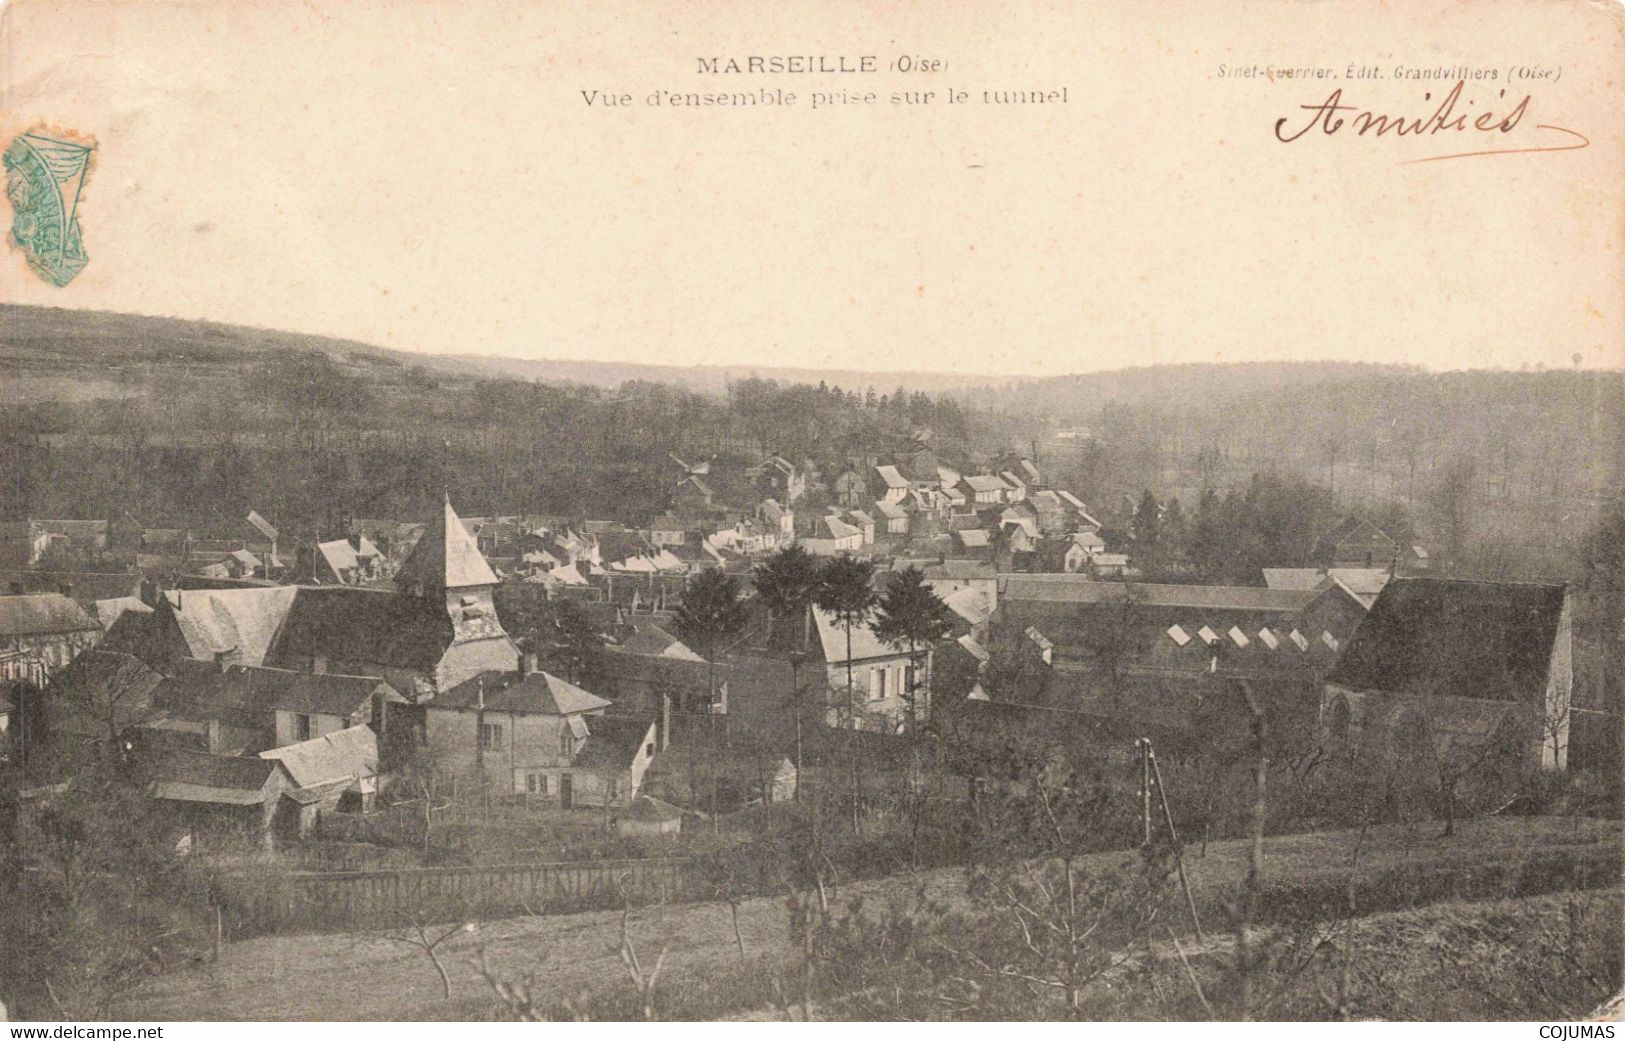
[218,856,700,936]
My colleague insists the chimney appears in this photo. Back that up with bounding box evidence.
[660,690,671,752]
[520,651,538,677]
[58,581,73,599]
[349,533,362,552]
[139,577,159,608]
[477,675,485,710]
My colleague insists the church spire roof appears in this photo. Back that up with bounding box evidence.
[395,494,499,594]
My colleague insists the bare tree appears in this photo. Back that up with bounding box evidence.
[385,914,471,999]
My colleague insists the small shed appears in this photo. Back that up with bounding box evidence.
[615,794,684,836]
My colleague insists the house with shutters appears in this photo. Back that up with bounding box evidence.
[811,606,932,733]
[424,667,657,808]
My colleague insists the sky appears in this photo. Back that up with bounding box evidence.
[2,0,1622,377]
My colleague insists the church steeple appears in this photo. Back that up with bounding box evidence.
[395,493,499,599]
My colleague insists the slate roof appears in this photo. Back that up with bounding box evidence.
[164,662,390,718]
[435,669,613,715]
[1326,578,1568,703]
[147,750,282,804]
[161,586,300,664]
[920,560,997,581]
[943,586,993,628]
[394,495,500,593]
[274,586,452,671]
[575,715,656,770]
[999,576,1318,612]
[616,624,705,661]
[0,570,143,602]
[0,593,101,638]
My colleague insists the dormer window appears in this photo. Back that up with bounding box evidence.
[560,730,576,757]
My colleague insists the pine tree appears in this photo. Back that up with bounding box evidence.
[872,567,953,731]
[753,543,822,649]
[673,568,749,710]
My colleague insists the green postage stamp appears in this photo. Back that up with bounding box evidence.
[5,126,96,287]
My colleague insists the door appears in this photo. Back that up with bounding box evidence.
[559,773,573,809]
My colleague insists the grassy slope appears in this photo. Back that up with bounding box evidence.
[118,815,1620,1021]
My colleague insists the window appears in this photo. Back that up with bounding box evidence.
[560,729,576,757]
[296,713,314,741]
[479,722,503,750]
[525,772,548,795]
[645,743,655,758]
[870,667,885,700]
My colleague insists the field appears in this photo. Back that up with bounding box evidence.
[118,815,1621,1021]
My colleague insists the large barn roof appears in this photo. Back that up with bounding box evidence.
[1326,577,1567,703]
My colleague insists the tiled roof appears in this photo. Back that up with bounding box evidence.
[259,724,378,788]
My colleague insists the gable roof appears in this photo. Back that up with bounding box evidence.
[435,669,613,715]
[964,474,1009,493]
[1263,567,1392,608]
[147,749,283,804]
[616,624,705,661]
[259,724,378,788]
[1326,578,1568,703]
[874,465,909,489]
[0,593,101,638]
[943,586,993,628]
[160,586,299,664]
[394,495,500,594]
[575,715,656,770]
[812,606,899,663]
[274,586,452,671]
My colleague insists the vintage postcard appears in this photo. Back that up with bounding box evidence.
[1,0,1622,1027]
